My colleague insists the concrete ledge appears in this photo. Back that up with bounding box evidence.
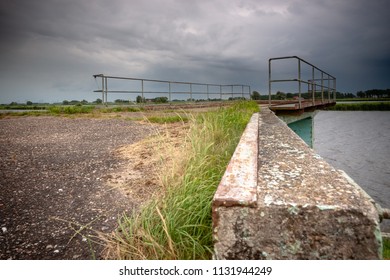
[212,108,382,259]
[212,113,259,208]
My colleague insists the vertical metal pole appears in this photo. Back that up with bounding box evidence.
[104,76,108,106]
[190,83,192,101]
[231,85,234,99]
[249,86,251,100]
[169,82,171,102]
[101,75,104,105]
[321,72,324,103]
[328,76,330,101]
[298,59,302,109]
[333,78,336,101]
[141,80,144,103]
[241,85,244,98]
[220,85,222,100]
[207,84,209,100]
[268,59,271,106]
[312,66,315,106]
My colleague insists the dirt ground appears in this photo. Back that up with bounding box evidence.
[0,115,186,260]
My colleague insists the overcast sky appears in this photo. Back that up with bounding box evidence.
[1,0,389,103]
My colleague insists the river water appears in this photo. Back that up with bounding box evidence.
[313,111,390,231]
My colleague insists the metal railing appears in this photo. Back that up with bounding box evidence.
[93,74,251,105]
[268,56,336,108]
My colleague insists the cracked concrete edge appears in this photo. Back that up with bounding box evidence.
[212,113,259,208]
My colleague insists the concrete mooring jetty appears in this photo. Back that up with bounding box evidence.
[212,108,383,259]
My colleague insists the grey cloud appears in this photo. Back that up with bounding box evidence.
[0,0,389,103]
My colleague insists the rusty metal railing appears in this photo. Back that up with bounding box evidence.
[268,56,336,108]
[93,74,251,105]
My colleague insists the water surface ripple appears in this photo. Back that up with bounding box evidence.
[314,111,390,232]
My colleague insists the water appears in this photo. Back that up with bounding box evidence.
[314,111,390,231]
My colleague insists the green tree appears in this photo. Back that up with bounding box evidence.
[26,101,33,105]
[62,100,69,105]
[155,97,168,103]
[275,91,286,100]
[95,98,103,104]
[356,91,365,98]
[136,95,145,103]
[251,91,261,100]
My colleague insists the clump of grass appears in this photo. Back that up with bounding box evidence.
[99,106,143,113]
[383,238,390,260]
[0,111,48,118]
[104,101,259,260]
[146,114,189,124]
[48,105,95,114]
[328,102,390,111]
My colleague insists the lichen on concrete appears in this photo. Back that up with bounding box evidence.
[212,108,382,260]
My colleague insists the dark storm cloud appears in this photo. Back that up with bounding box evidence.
[0,0,389,103]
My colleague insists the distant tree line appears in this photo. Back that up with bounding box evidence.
[250,88,390,100]
[62,99,89,105]
[356,89,390,98]
[136,96,168,103]
[4,88,389,106]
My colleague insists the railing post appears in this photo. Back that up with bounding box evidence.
[321,72,324,103]
[169,82,171,102]
[104,76,108,106]
[101,75,105,105]
[298,59,302,109]
[141,80,144,103]
[190,83,192,101]
[268,59,271,106]
[312,66,315,106]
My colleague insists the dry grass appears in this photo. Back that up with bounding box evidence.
[101,101,259,260]
[101,120,192,259]
[104,121,190,205]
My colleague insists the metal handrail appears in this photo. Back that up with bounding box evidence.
[268,56,336,109]
[93,74,251,105]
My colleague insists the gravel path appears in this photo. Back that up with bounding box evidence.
[0,116,155,259]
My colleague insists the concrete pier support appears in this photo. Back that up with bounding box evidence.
[212,108,382,259]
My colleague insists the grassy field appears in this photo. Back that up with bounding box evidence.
[103,101,259,260]
[327,102,390,111]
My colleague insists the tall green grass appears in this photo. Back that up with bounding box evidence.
[104,101,259,259]
[48,105,95,114]
[383,238,390,260]
[328,102,390,111]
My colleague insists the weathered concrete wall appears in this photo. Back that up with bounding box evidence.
[212,108,383,259]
